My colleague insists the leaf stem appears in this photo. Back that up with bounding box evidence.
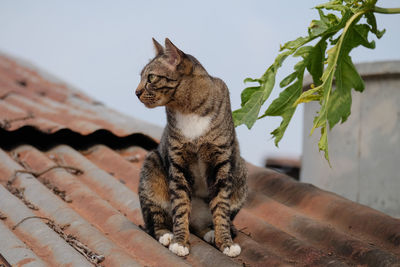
[373,6,400,14]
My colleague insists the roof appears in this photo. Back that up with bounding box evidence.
[0,53,399,267]
[0,52,162,141]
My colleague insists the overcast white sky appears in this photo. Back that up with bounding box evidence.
[0,1,399,166]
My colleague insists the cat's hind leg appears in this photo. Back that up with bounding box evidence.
[139,150,173,246]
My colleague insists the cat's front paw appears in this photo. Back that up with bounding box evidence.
[222,243,241,257]
[169,242,189,257]
[158,232,174,246]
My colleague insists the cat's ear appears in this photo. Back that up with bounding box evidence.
[152,38,164,56]
[164,38,183,67]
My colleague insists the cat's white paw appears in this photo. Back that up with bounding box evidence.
[158,233,173,246]
[223,243,241,257]
[203,230,215,244]
[169,242,189,256]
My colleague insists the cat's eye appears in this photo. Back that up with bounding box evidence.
[148,74,158,83]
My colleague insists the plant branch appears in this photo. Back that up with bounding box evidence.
[373,6,400,14]
[233,0,398,163]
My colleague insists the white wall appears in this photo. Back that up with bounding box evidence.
[301,61,400,217]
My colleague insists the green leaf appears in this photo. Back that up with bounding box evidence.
[243,77,261,83]
[327,53,364,129]
[279,72,297,88]
[365,12,385,38]
[240,86,261,107]
[309,9,336,37]
[321,9,354,36]
[261,52,309,143]
[232,90,264,128]
[348,24,376,50]
[307,38,328,86]
[318,126,331,165]
[293,46,313,57]
[233,50,292,128]
[309,19,330,36]
[294,85,322,105]
[319,9,339,25]
[309,69,335,136]
[263,81,302,117]
[280,36,310,51]
[270,107,297,146]
[316,0,349,13]
[326,89,352,128]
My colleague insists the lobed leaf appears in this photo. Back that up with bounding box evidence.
[279,72,297,88]
[234,0,390,163]
[318,126,330,164]
[307,38,328,86]
[262,51,310,143]
[270,107,297,146]
[263,81,303,117]
[232,91,264,129]
[240,86,261,107]
[233,50,293,128]
[365,12,386,38]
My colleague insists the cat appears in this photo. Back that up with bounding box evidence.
[136,38,248,258]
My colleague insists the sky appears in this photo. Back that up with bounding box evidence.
[0,0,399,166]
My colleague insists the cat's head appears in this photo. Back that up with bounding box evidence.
[135,38,201,109]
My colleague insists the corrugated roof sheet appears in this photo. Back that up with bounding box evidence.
[0,53,399,267]
[0,53,162,140]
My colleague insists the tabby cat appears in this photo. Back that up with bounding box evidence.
[136,38,248,257]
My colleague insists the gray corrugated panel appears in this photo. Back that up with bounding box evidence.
[12,145,192,267]
[0,185,92,267]
[84,145,146,193]
[233,233,293,267]
[245,164,400,266]
[234,209,347,267]
[188,235,243,267]
[3,146,143,267]
[48,145,143,223]
[244,193,398,266]
[247,164,400,256]
[0,221,47,267]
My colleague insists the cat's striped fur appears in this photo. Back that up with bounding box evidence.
[136,38,247,257]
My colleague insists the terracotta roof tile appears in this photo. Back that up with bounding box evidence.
[0,53,162,139]
[0,53,399,266]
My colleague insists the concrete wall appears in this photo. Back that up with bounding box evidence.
[301,61,400,217]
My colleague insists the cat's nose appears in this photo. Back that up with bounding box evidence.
[135,88,144,98]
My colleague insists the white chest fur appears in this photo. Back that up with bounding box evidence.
[175,112,211,140]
